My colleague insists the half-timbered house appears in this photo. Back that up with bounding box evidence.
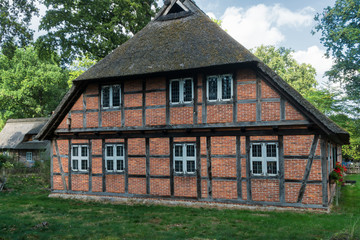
[37,0,349,211]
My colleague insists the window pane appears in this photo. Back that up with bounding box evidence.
[117,160,124,171]
[221,75,232,99]
[116,146,124,157]
[186,145,195,157]
[183,79,192,102]
[267,161,277,174]
[73,160,78,170]
[112,85,121,107]
[187,161,195,173]
[208,77,218,100]
[171,81,180,103]
[106,146,113,157]
[266,144,277,157]
[252,161,262,174]
[102,87,110,108]
[175,160,183,172]
[73,146,78,156]
[81,146,88,157]
[252,144,262,157]
[81,160,88,170]
[175,145,183,157]
[107,160,114,171]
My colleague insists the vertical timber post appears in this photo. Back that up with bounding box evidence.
[246,136,252,201]
[236,135,242,200]
[278,135,285,203]
[321,137,328,207]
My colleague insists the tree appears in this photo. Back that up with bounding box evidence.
[0,0,39,58]
[68,56,98,87]
[314,0,360,106]
[37,0,158,63]
[252,45,318,96]
[0,46,69,128]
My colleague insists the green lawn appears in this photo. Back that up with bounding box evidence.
[0,175,359,240]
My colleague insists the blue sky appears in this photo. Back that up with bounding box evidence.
[190,0,337,85]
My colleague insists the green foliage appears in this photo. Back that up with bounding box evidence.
[252,45,317,95]
[330,114,360,161]
[68,56,98,87]
[252,45,341,114]
[37,0,158,63]
[314,0,360,106]
[0,46,69,125]
[0,0,39,57]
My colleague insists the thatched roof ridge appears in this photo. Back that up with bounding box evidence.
[75,0,259,82]
[0,118,49,150]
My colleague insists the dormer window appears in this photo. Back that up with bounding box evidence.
[170,78,193,104]
[101,85,121,109]
[163,0,189,16]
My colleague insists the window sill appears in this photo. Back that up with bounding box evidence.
[251,175,279,179]
[174,172,197,177]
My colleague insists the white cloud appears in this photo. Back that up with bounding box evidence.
[293,46,334,84]
[220,4,314,49]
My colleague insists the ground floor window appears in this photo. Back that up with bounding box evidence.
[26,152,33,162]
[72,145,89,171]
[250,142,279,176]
[174,143,196,174]
[105,144,125,172]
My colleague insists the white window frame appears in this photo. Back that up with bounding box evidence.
[173,143,196,174]
[101,85,121,109]
[206,74,233,102]
[250,142,279,176]
[169,78,193,104]
[105,144,125,172]
[71,145,89,172]
[26,152,33,162]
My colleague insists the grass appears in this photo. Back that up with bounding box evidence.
[0,175,359,240]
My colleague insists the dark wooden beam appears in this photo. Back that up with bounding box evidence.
[193,74,198,124]
[166,78,170,125]
[88,139,92,192]
[196,137,201,199]
[278,135,285,203]
[256,76,262,122]
[169,137,174,197]
[321,137,328,207]
[124,138,129,194]
[142,79,146,127]
[233,71,238,123]
[202,74,207,123]
[297,135,319,203]
[102,139,106,192]
[121,82,125,127]
[236,135,242,200]
[146,138,150,195]
[280,97,285,121]
[245,136,252,201]
[206,136,212,199]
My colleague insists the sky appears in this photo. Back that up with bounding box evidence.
[193,0,336,86]
[32,0,336,86]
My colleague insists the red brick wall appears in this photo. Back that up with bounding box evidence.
[129,178,146,195]
[150,179,170,196]
[102,112,121,127]
[261,81,280,98]
[207,105,233,124]
[124,110,142,127]
[170,107,193,125]
[237,103,256,122]
[252,179,279,202]
[213,180,237,199]
[146,108,166,126]
[86,96,98,110]
[285,102,306,121]
[261,102,280,121]
[125,93,142,108]
[106,175,125,193]
[174,176,197,197]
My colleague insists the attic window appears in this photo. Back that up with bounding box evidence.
[163,0,189,16]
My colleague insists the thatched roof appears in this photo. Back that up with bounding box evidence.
[75,0,258,82]
[0,118,49,150]
[37,0,349,144]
